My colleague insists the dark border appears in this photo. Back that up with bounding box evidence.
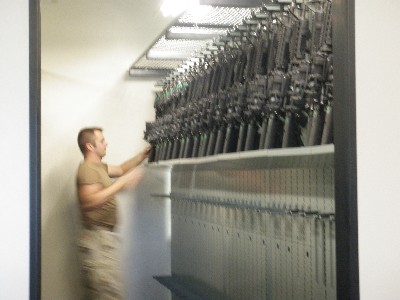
[30,0,41,299]
[332,0,359,299]
[27,0,358,299]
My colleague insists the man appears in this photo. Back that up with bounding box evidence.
[76,127,150,299]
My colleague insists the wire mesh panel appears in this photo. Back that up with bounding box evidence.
[131,6,259,72]
[177,6,256,27]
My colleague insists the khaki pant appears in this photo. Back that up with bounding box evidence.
[78,228,124,300]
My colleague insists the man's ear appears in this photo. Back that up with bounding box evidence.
[85,143,94,152]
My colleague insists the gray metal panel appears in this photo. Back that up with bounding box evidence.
[169,149,336,299]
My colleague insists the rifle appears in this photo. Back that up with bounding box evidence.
[222,84,243,153]
[213,91,228,155]
[144,122,156,162]
[199,94,217,157]
[262,11,293,149]
[190,100,204,158]
[264,70,290,148]
[196,96,210,157]
[282,59,310,147]
[320,53,333,144]
[281,3,312,147]
[304,0,333,146]
[244,75,268,151]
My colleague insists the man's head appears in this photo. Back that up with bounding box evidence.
[77,127,107,158]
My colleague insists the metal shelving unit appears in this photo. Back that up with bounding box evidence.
[166,145,335,300]
[151,144,336,300]
[146,1,339,299]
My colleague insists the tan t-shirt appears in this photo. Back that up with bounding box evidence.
[77,161,117,229]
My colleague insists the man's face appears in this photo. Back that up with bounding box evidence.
[92,130,107,158]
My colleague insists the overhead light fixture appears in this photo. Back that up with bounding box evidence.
[160,0,199,17]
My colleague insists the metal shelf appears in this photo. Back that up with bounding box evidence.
[154,275,211,300]
[147,144,334,170]
[129,5,260,77]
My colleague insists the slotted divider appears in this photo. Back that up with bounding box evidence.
[151,145,336,299]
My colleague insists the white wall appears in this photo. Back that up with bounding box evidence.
[41,71,171,299]
[0,1,30,299]
[41,1,173,299]
[356,1,400,299]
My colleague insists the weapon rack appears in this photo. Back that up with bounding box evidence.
[147,1,340,299]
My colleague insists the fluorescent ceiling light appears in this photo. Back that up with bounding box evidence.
[160,0,199,17]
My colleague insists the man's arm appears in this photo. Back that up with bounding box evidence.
[108,146,151,177]
[79,167,144,211]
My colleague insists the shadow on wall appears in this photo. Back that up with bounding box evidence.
[41,155,84,300]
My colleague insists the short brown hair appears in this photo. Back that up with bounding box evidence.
[77,127,103,154]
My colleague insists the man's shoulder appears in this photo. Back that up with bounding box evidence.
[77,161,108,178]
[79,160,108,170]
[77,161,109,185]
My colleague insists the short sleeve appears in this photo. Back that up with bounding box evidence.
[77,162,107,185]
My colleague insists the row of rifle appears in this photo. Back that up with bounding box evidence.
[145,0,333,163]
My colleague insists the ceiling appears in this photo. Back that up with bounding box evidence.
[40,0,175,85]
[40,0,290,88]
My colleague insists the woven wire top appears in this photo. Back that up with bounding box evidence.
[178,6,256,26]
[131,6,259,71]
[133,56,183,70]
[169,26,228,35]
[153,36,213,52]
